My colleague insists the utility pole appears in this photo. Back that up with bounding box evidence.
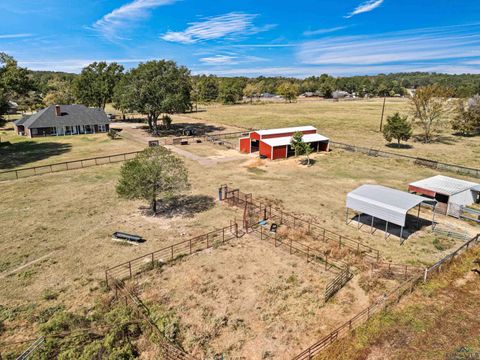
[379,96,386,132]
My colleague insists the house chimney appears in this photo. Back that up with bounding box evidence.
[55,105,61,116]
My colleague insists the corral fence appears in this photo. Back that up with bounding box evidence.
[292,233,480,359]
[104,223,240,360]
[219,185,381,262]
[325,267,353,302]
[105,222,239,285]
[250,225,352,302]
[330,141,480,178]
[250,224,346,273]
[167,130,250,148]
[14,336,45,360]
[110,279,196,360]
[0,151,142,182]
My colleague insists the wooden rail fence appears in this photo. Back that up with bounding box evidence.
[220,185,381,261]
[330,141,480,178]
[0,150,142,182]
[105,222,239,285]
[292,233,480,359]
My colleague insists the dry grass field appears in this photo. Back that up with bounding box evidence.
[0,106,478,357]
[180,98,480,167]
[139,236,337,359]
[316,246,480,360]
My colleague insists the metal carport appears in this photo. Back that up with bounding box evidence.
[346,185,437,241]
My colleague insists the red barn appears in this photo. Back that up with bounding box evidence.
[239,126,329,160]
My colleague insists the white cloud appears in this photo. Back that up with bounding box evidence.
[198,54,267,65]
[298,24,480,66]
[303,26,348,36]
[345,0,384,18]
[0,33,33,39]
[93,0,176,39]
[17,58,156,72]
[161,12,274,44]
[199,55,237,65]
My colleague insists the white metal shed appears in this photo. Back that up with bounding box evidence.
[346,185,436,240]
[408,175,480,216]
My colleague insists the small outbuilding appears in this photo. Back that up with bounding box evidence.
[408,175,480,217]
[346,185,437,240]
[239,126,330,160]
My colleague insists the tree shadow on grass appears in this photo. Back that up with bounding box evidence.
[386,143,413,149]
[0,141,72,170]
[147,195,216,218]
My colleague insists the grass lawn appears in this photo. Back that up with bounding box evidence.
[182,98,480,168]
[0,123,144,170]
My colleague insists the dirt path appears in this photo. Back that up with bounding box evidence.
[0,252,54,279]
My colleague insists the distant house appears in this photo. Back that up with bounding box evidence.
[7,101,18,115]
[13,104,110,138]
[332,91,351,99]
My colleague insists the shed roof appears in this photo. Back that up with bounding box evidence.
[346,185,433,227]
[409,175,479,196]
[21,104,110,129]
[256,126,317,136]
[262,133,329,147]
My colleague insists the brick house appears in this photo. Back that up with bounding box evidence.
[13,104,110,138]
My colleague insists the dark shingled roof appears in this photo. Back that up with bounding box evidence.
[21,105,110,129]
[14,115,30,126]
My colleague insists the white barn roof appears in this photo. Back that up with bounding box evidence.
[409,175,479,196]
[256,126,317,136]
[347,185,433,227]
[262,133,329,147]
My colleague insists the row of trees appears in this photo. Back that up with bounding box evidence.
[382,85,480,145]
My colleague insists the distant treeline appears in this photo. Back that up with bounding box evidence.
[30,71,480,102]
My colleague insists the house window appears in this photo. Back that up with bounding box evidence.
[98,124,106,132]
[51,127,57,135]
[31,128,38,135]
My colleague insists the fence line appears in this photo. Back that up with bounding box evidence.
[325,268,353,302]
[105,222,239,285]
[0,150,142,182]
[15,336,45,360]
[251,225,346,273]
[167,130,250,146]
[329,141,480,178]
[110,279,196,360]
[220,185,381,261]
[292,233,479,359]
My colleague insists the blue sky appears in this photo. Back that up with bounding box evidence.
[0,0,479,77]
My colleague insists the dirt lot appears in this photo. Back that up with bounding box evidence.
[138,234,396,359]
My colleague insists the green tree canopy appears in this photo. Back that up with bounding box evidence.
[0,53,34,125]
[218,78,244,104]
[116,146,190,214]
[113,60,191,132]
[73,61,124,109]
[197,75,219,102]
[382,112,413,145]
[290,131,314,165]
[452,96,480,136]
[277,82,299,103]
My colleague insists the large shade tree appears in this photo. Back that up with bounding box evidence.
[0,53,34,125]
[113,60,191,133]
[116,146,190,214]
[410,84,452,143]
[73,61,124,109]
